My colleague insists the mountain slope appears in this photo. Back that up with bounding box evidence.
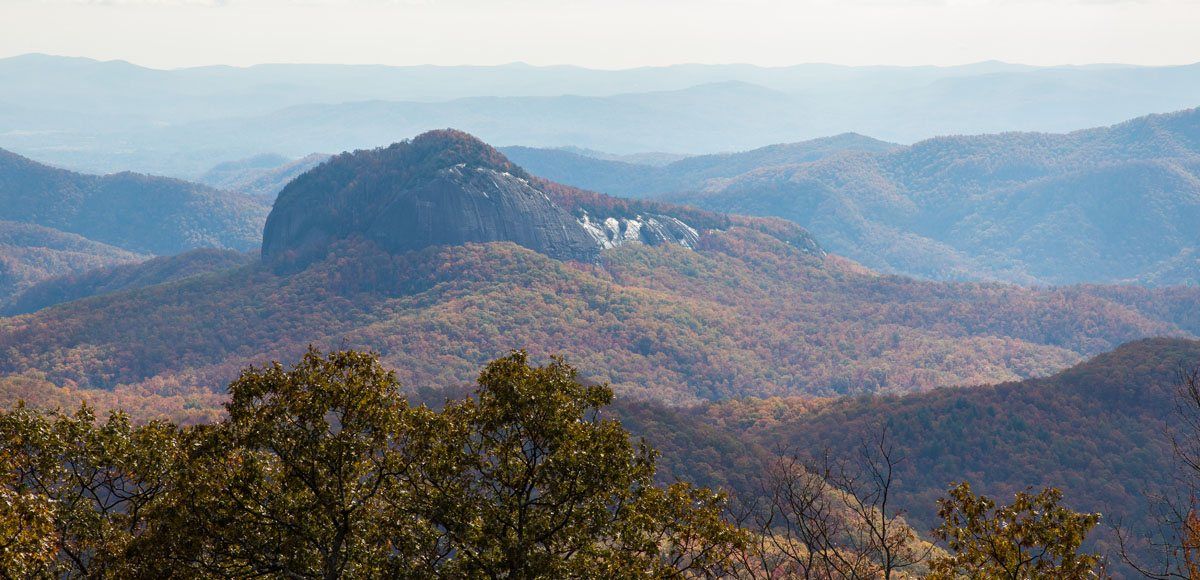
[502,133,898,198]
[1,131,1196,409]
[262,131,603,266]
[1,233,1190,405]
[198,153,330,199]
[665,108,1200,285]
[700,338,1200,565]
[0,221,145,301]
[0,148,270,255]
[5,248,253,315]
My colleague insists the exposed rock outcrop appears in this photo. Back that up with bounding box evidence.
[262,130,715,268]
[578,213,700,250]
[262,130,607,266]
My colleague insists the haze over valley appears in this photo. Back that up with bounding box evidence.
[5,54,1200,176]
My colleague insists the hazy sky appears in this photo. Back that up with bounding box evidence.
[2,0,1198,69]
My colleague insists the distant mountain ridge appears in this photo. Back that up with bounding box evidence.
[502,133,898,197]
[0,149,269,301]
[5,54,1200,175]
[0,221,145,301]
[198,153,330,199]
[555,147,689,167]
[262,130,733,268]
[508,108,1200,286]
[0,131,1196,411]
[698,337,1200,573]
[0,148,269,255]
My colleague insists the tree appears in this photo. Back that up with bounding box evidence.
[1117,365,1200,580]
[928,482,1103,579]
[0,402,179,578]
[138,348,432,578]
[403,351,745,577]
[0,472,56,578]
[736,429,930,579]
[135,348,743,578]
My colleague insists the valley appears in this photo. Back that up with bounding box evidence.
[2,131,1195,418]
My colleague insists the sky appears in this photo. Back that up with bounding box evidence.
[1,0,1198,69]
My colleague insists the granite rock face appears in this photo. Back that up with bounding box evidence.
[261,129,726,269]
[578,213,700,250]
[262,130,608,266]
[370,164,602,261]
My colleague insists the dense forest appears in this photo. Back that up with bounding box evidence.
[3,229,1197,417]
[0,221,144,303]
[4,130,1199,419]
[4,248,253,315]
[1,349,1123,578]
[687,338,1200,575]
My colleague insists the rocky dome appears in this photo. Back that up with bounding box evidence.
[262,130,606,266]
[262,130,708,268]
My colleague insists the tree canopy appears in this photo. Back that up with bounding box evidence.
[0,348,1116,579]
[0,349,744,578]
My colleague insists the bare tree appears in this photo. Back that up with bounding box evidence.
[736,427,930,579]
[1119,366,1200,579]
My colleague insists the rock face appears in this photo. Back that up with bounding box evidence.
[578,213,700,250]
[262,130,722,268]
[262,130,607,266]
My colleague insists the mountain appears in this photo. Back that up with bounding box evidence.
[0,221,145,301]
[264,131,598,266]
[198,153,330,199]
[262,131,708,268]
[657,108,1200,285]
[0,148,270,255]
[696,337,1200,569]
[96,82,803,176]
[501,133,898,198]
[0,131,1196,411]
[5,54,1200,176]
[555,147,690,167]
[5,248,254,316]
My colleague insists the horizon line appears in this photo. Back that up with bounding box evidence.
[4,52,1199,72]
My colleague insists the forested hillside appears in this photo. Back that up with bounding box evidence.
[666,108,1200,285]
[0,147,269,255]
[2,231,1196,412]
[0,221,145,301]
[0,340,1169,577]
[2,132,1197,413]
[5,248,254,315]
[2,130,1198,576]
[17,349,1117,578]
[699,337,1200,566]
